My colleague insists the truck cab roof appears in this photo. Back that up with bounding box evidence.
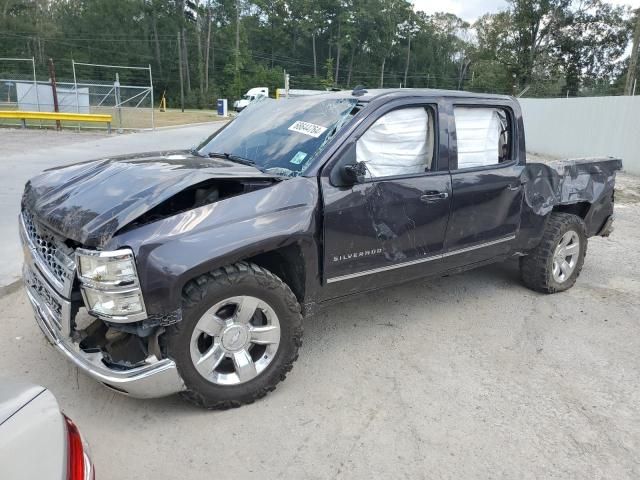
[305,88,515,104]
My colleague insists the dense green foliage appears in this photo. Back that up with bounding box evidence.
[0,0,638,107]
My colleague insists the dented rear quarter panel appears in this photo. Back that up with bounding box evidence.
[517,157,621,250]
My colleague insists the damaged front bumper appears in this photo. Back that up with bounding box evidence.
[20,216,185,398]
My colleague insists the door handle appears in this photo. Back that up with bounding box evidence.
[420,192,449,202]
[505,183,520,191]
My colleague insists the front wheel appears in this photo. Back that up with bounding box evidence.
[164,262,303,409]
[520,212,587,293]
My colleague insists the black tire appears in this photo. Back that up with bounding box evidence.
[163,262,303,409]
[520,212,588,293]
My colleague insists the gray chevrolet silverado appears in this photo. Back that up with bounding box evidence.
[20,89,621,408]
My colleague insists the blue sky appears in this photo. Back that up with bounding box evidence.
[411,0,640,23]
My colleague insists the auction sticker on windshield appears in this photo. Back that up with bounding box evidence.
[288,120,328,138]
[290,151,308,165]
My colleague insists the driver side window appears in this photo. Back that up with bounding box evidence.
[356,106,435,179]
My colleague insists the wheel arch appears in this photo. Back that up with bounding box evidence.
[552,201,591,220]
[172,238,314,307]
[552,199,612,237]
[244,245,307,304]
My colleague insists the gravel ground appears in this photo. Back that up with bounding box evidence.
[1,131,639,479]
[1,204,638,479]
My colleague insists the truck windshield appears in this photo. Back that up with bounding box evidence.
[197,96,358,176]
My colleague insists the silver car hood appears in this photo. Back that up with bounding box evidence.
[0,378,46,425]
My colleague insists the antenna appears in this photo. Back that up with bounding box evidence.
[352,85,367,97]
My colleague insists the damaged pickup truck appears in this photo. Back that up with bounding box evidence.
[20,89,621,409]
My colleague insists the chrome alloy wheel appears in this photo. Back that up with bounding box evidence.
[552,230,580,283]
[189,296,281,386]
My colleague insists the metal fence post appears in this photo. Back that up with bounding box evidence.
[149,64,155,129]
[31,57,40,112]
[114,72,123,133]
[72,59,80,113]
[72,59,81,130]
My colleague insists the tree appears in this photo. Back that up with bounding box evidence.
[471,0,632,96]
[556,0,628,96]
[0,0,635,108]
[625,8,640,95]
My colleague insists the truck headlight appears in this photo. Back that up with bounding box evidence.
[83,289,145,318]
[76,248,146,322]
[76,249,137,287]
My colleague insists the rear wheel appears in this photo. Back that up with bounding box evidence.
[164,262,303,409]
[520,213,587,293]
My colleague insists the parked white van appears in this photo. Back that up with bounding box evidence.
[233,87,269,112]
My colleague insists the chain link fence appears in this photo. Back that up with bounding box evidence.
[0,58,40,113]
[0,58,154,131]
[72,61,154,131]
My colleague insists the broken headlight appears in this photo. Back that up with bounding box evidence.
[76,248,146,322]
[77,249,137,287]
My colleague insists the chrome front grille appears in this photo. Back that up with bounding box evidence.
[23,263,64,331]
[21,210,76,297]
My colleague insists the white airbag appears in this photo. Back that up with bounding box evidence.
[454,107,501,168]
[356,107,430,178]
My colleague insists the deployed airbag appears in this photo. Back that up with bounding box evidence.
[356,107,430,178]
[454,107,502,168]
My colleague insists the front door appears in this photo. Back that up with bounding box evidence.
[320,104,452,300]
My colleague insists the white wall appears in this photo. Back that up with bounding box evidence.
[518,96,640,175]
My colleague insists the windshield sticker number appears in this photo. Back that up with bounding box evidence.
[288,121,327,138]
[290,151,308,165]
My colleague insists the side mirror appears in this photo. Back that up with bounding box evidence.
[330,141,368,187]
[342,162,367,184]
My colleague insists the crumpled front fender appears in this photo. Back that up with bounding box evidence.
[109,177,320,318]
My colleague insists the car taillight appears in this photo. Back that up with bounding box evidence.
[63,415,93,480]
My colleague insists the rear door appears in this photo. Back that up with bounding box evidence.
[319,100,453,300]
[441,101,525,268]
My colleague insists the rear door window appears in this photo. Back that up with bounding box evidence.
[453,107,512,169]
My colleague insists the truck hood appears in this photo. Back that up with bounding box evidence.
[22,151,280,247]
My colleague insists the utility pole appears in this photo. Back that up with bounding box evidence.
[47,58,61,130]
[235,0,240,72]
[312,33,317,77]
[181,27,191,92]
[334,22,341,86]
[204,2,212,91]
[177,31,185,112]
[625,9,640,96]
